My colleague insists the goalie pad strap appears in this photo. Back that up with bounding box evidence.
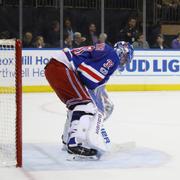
[71,111,94,122]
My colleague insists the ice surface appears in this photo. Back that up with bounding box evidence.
[1,91,180,180]
[22,143,170,171]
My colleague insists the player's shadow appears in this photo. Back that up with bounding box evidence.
[23,143,171,171]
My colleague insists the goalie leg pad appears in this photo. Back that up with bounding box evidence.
[67,109,97,156]
[62,102,96,146]
[87,112,111,152]
[62,110,72,146]
[67,102,111,155]
[68,111,93,144]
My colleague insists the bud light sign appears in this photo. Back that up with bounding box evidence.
[119,51,180,76]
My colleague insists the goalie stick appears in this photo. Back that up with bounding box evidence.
[66,122,136,161]
[66,141,136,161]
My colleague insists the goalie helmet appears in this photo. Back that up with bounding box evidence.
[114,41,134,67]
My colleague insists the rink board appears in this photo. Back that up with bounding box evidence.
[0,49,180,92]
[20,84,180,92]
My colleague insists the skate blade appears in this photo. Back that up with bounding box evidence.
[66,142,136,161]
[66,154,99,161]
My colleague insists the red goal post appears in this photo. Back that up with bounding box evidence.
[0,39,22,167]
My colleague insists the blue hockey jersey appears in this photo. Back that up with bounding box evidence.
[69,43,119,90]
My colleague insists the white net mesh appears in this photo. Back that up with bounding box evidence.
[0,39,17,166]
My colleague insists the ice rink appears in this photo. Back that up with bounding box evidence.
[1,91,180,180]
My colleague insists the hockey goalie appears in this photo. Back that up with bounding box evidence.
[44,41,134,159]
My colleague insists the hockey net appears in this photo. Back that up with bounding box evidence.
[0,39,22,167]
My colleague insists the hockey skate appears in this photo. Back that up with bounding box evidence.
[67,136,99,161]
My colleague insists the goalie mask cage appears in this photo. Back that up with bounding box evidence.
[0,39,22,167]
